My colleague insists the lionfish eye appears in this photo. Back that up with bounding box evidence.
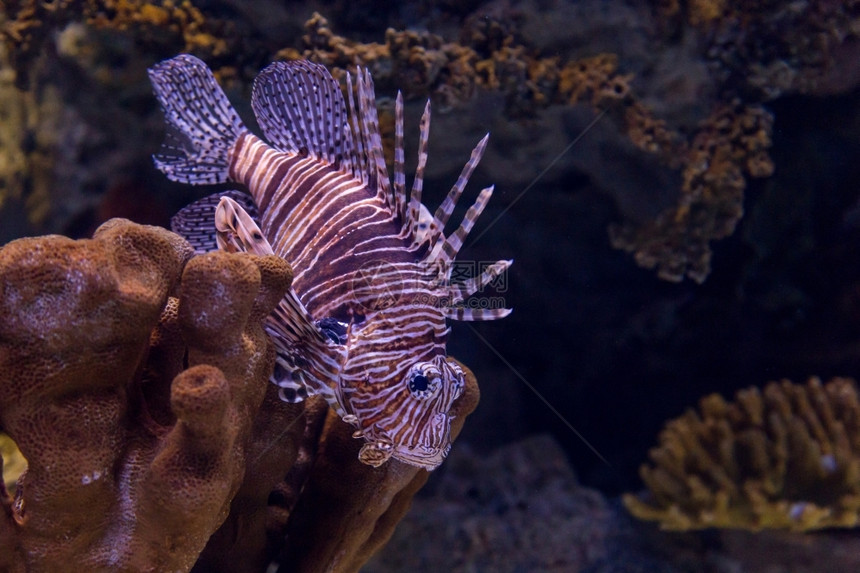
[409,374,429,393]
[406,364,441,399]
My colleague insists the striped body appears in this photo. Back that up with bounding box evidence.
[150,54,511,469]
[229,132,424,320]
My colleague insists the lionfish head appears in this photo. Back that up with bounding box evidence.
[353,356,465,470]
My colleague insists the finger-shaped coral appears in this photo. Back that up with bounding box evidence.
[0,219,296,570]
[624,377,860,531]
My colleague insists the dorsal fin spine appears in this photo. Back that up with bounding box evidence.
[393,91,407,223]
[407,101,432,240]
[432,133,490,230]
[436,185,494,262]
[357,69,392,206]
[346,72,369,185]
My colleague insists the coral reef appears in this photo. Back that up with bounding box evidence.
[658,1,860,98]
[4,1,856,282]
[0,3,791,281]
[605,0,859,281]
[0,0,233,88]
[624,377,860,531]
[0,219,480,571]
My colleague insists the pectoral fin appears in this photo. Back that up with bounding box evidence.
[214,195,275,255]
[170,189,259,254]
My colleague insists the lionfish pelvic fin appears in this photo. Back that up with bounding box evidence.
[170,189,259,254]
[212,197,325,341]
[214,196,275,255]
[211,197,339,403]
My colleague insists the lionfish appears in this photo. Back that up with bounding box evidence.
[149,54,511,470]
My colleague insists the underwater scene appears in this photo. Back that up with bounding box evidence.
[2,1,860,571]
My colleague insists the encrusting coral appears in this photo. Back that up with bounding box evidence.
[624,377,860,531]
[0,219,480,571]
[610,102,774,283]
[658,0,860,98]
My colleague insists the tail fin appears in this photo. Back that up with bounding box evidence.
[148,54,247,184]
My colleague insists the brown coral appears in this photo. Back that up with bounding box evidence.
[0,218,296,570]
[624,377,860,531]
[0,219,481,571]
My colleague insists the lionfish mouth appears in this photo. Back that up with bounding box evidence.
[356,412,454,470]
[392,443,451,471]
[392,412,455,470]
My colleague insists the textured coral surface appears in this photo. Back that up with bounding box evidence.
[624,377,860,531]
[0,218,295,570]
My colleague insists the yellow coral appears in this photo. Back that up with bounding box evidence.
[687,0,727,26]
[0,433,26,493]
[624,377,860,531]
[610,103,773,283]
[558,54,625,106]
